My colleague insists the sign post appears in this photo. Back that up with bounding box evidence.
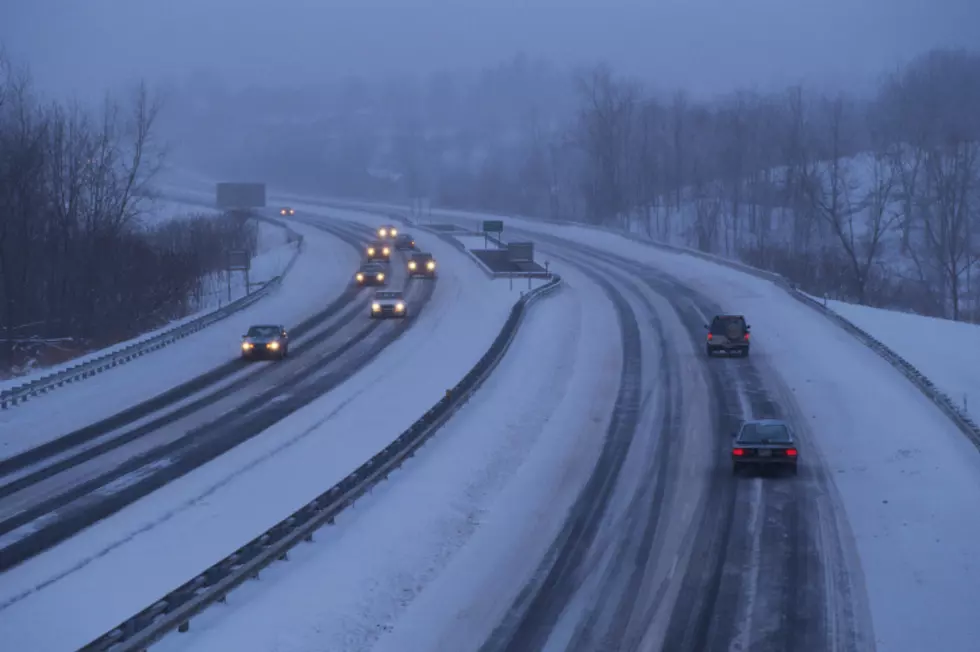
[482,220,503,248]
[227,250,251,301]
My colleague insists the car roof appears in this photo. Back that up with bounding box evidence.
[248,324,282,330]
[713,314,745,320]
[742,418,786,427]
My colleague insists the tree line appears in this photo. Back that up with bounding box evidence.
[161,49,980,320]
[0,54,257,373]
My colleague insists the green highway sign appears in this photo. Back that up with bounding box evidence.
[483,220,504,233]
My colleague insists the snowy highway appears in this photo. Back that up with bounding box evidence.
[0,219,435,570]
[2,198,980,652]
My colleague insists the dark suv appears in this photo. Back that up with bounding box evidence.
[705,314,750,357]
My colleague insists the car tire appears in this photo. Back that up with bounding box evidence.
[790,464,798,476]
[743,348,750,358]
[732,462,741,475]
[706,345,713,357]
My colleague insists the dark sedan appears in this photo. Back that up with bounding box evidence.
[394,233,416,250]
[355,262,387,286]
[731,418,798,475]
[241,324,289,361]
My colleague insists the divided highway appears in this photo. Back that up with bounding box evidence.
[0,219,436,571]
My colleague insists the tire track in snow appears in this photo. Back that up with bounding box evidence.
[477,256,645,652]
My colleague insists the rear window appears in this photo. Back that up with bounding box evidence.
[739,423,791,443]
[247,326,280,337]
[711,316,745,334]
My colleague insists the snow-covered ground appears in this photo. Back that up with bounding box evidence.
[477,215,980,652]
[0,218,357,460]
[149,252,617,652]
[820,298,980,417]
[0,211,297,394]
[238,191,980,650]
[0,221,519,652]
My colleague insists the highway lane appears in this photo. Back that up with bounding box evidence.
[479,230,869,652]
[0,219,437,571]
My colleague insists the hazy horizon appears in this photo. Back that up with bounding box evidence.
[3,0,978,100]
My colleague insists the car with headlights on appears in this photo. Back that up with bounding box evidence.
[407,252,437,278]
[371,290,408,319]
[355,262,387,286]
[731,418,798,475]
[279,207,295,216]
[377,224,399,239]
[366,240,391,262]
[395,232,416,250]
[241,324,289,361]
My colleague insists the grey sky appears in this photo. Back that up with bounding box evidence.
[2,0,978,98]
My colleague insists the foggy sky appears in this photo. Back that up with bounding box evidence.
[2,0,978,99]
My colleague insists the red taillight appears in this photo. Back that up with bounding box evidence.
[732,448,744,456]
[786,448,797,456]
[707,333,713,340]
[744,333,750,340]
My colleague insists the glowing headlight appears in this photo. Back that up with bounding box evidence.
[372,303,381,311]
[408,261,417,270]
[280,209,286,215]
[356,273,364,281]
[395,303,405,311]
[427,261,436,270]
[378,229,387,237]
[391,229,398,236]
[267,341,280,350]
[383,247,390,255]
[367,248,375,255]
[242,342,253,350]
[377,273,385,280]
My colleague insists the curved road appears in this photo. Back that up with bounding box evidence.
[0,218,436,572]
[479,229,872,652]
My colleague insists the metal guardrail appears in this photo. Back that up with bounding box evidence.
[516,216,980,453]
[81,272,564,652]
[0,218,304,410]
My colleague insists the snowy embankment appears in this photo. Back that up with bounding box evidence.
[0,219,358,460]
[0,214,520,652]
[820,298,980,417]
[0,204,295,395]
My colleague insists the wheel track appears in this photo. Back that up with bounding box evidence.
[478,257,645,652]
[496,227,867,652]
[0,218,440,571]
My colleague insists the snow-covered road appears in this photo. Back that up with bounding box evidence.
[0,216,360,460]
[158,194,980,652]
[0,214,521,652]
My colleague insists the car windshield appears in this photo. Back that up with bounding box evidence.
[375,291,403,300]
[711,317,745,334]
[412,254,432,261]
[739,423,791,443]
[247,326,280,337]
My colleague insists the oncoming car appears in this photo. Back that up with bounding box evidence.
[377,224,398,239]
[705,314,750,357]
[366,240,391,262]
[355,262,387,286]
[394,232,416,250]
[279,207,295,216]
[371,290,408,318]
[731,419,798,475]
[407,252,436,278]
[241,324,289,361]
